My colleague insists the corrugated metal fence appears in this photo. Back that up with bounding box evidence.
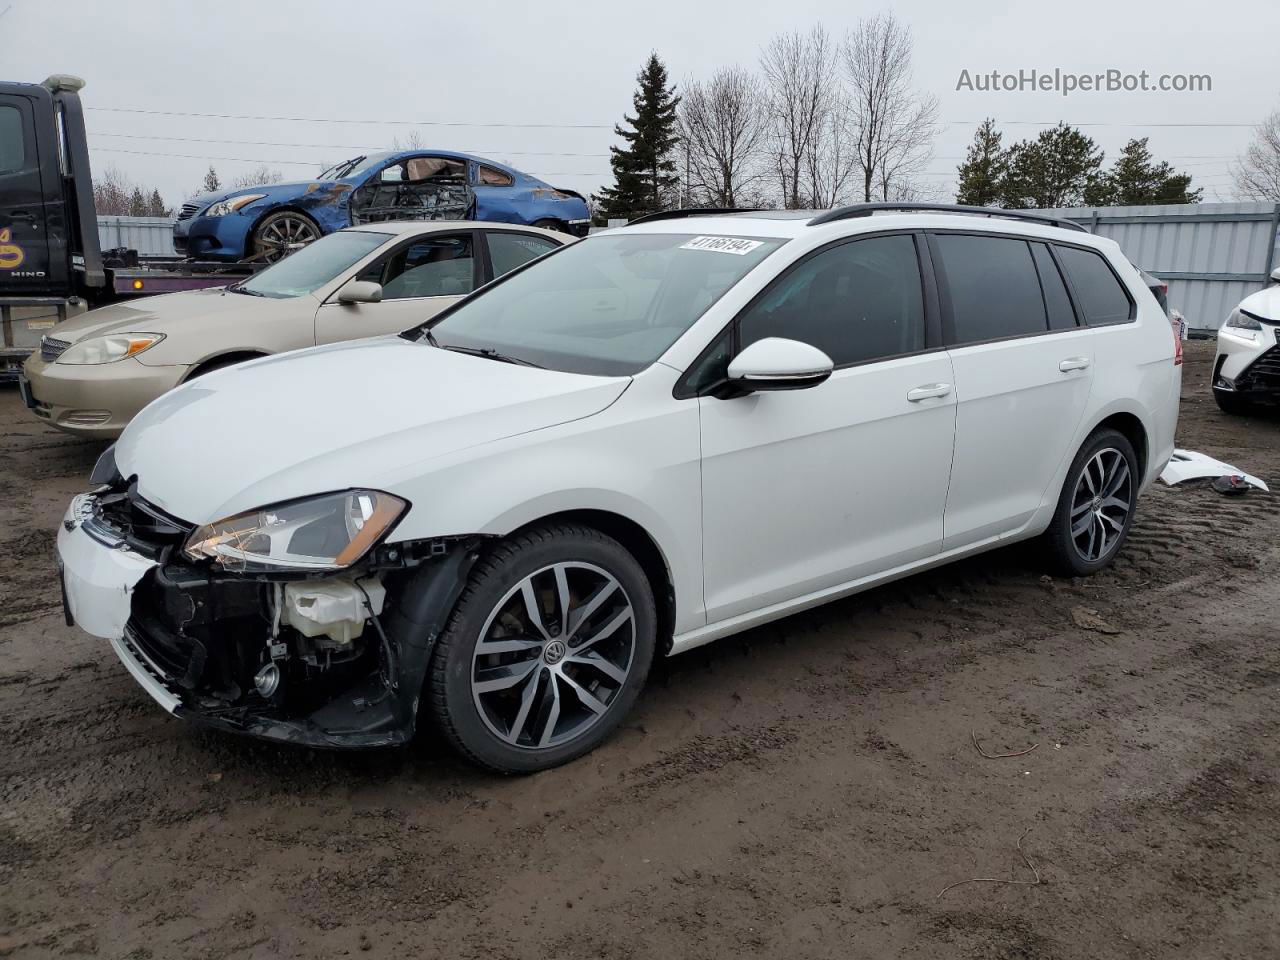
[97,215,176,257]
[1030,202,1280,331]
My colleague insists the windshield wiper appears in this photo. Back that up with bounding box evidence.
[439,344,543,368]
[228,284,264,297]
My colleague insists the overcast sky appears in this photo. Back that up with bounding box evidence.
[2,0,1276,205]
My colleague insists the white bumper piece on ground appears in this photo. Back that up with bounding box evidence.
[1159,449,1270,492]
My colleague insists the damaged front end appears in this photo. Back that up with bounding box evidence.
[79,476,481,749]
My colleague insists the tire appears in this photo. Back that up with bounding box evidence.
[1213,389,1252,416]
[250,211,321,263]
[531,218,565,234]
[1042,428,1140,577]
[427,523,656,773]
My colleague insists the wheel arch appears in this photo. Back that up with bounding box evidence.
[1088,409,1149,479]
[243,204,325,258]
[182,350,270,382]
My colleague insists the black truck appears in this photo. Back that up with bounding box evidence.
[0,75,261,380]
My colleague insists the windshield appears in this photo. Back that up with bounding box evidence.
[422,232,784,375]
[236,231,390,298]
[317,153,389,181]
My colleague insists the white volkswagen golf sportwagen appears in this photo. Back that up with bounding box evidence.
[57,204,1182,771]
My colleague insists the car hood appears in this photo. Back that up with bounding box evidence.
[1239,284,1280,323]
[48,288,304,344]
[115,336,630,524]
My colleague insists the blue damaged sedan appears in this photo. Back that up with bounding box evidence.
[173,150,590,262]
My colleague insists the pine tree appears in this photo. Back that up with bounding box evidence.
[201,165,221,194]
[1086,138,1202,206]
[597,53,681,220]
[147,189,170,217]
[955,118,1007,207]
[127,186,148,217]
[998,123,1104,209]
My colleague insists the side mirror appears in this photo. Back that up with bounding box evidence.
[337,280,383,305]
[726,337,834,392]
[1270,266,1280,284]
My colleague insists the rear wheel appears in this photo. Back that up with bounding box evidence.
[531,218,565,234]
[1213,389,1253,416]
[1042,428,1139,576]
[251,211,321,263]
[427,524,656,773]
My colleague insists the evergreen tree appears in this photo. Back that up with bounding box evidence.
[127,186,148,217]
[201,165,221,194]
[998,123,1105,209]
[954,118,1007,207]
[597,53,681,220]
[1086,138,1202,206]
[147,189,170,217]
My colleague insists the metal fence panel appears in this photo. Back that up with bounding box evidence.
[1030,202,1280,330]
[96,215,176,257]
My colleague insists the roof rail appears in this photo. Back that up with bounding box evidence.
[625,207,763,225]
[807,202,1088,233]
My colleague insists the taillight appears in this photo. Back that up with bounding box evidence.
[1170,314,1183,366]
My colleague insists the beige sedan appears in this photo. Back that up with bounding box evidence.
[20,221,567,438]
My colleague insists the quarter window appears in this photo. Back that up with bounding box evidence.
[1054,245,1133,325]
[934,234,1047,344]
[737,234,925,367]
[0,106,24,175]
[478,165,515,186]
[1031,243,1078,330]
[487,232,560,277]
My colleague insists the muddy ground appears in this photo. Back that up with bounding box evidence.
[1,341,1277,959]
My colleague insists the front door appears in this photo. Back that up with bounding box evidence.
[698,233,956,624]
[314,231,479,344]
[0,92,53,294]
[349,155,474,226]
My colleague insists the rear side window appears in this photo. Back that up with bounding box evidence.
[1031,243,1078,330]
[933,234,1047,344]
[737,234,925,367]
[1054,245,1133,325]
[0,106,25,175]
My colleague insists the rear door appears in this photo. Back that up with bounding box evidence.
[0,91,53,294]
[931,232,1095,549]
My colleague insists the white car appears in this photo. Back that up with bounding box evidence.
[1212,267,1280,414]
[56,204,1181,772]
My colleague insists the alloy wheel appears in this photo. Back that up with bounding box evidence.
[254,215,319,262]
[1069,447,1133,563]
[470,562,636,750]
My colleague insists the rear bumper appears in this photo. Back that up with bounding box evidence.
[21,352,186,438]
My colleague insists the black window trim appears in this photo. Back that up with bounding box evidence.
[1049,240,1137,327]
[674,228,944,400]
[1029,241,1082,329]
[479,228,565,284]
[330,228,480,304]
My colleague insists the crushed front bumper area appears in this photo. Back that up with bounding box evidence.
[58,489,479,749]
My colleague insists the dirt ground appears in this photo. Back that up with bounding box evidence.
[1,341,1277,960]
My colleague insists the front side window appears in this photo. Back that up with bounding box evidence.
[487,232,560,277]
[737,234,925,366]
[0,105,25,175]
[372,234,476,300]
[934,234,1048,345]
[235,230,389,298]
[1055,245,1134,325]
[423,232,784,376]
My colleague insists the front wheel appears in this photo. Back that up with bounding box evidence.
[1213,389,1253,416]
[427,524,656,773]
[1042,428,1139,576]
[250,211,321,263]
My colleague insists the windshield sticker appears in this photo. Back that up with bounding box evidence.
[680,236,764,256]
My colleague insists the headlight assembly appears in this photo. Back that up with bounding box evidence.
[184,490,407,572]
[1224,308,1262,334]
[57,333,165,365]
[206,194,265,217]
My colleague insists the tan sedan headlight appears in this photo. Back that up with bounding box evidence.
[57,333,165,365]
[183,490,407,572]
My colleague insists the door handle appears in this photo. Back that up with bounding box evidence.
[907,383,952,402]
[1059,357,1091,372]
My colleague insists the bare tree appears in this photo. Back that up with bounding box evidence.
[232,164,284,188]
[392,130,427,151]
[842,13,939,202]
[678,66,768,207]
[1232,109,1280,201]
[804,93,860,208]
[92,165,133,215]
[760,25,836,208]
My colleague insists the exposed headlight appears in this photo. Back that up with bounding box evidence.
[206,194,265,217]
[183,490,407,572]
[1224,308,1262,333]
[57,333,165,365]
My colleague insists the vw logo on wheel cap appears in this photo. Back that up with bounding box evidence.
[543,639,567,665]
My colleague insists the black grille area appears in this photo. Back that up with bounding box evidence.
[40,336,70,361]
[128,616,206,689]
[177,201,201,221]
[91,485,192,560]
[1237,345,1280,393]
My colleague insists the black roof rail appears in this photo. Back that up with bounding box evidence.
[806,202,1088,233]
[625,207,763,225]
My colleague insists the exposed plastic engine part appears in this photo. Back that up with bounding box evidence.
[281,576,385,648]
